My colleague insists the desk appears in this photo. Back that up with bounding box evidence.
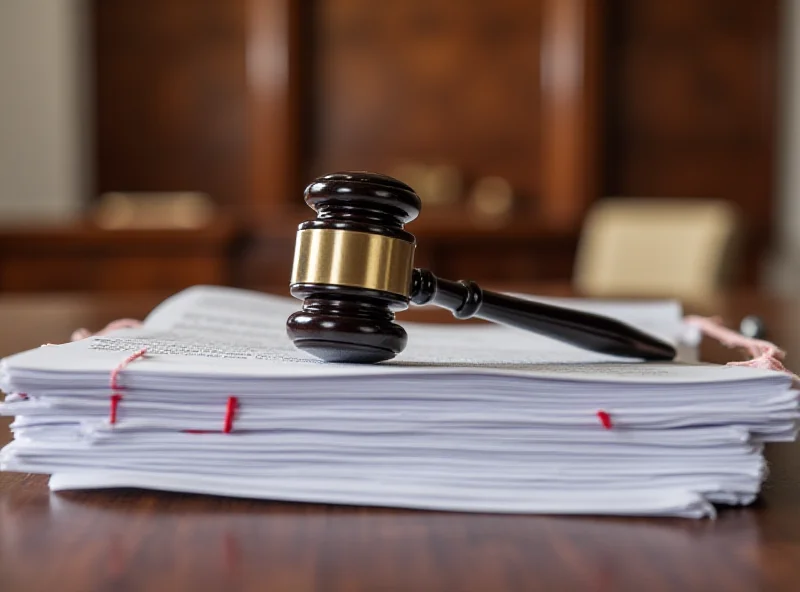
[1,290,799,591]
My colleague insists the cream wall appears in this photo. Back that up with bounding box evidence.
[0,0,90,223]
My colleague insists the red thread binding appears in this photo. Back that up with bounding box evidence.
[108,348,147,425]
[109,394,123,425]
[597,410,613,430]
[110,348,147,391]
[684,316,800,388]
[223,396,238,434]
[183,398,239,435]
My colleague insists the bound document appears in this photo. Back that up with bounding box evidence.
[1,286,796,518]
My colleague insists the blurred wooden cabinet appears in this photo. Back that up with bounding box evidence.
[6,0,767,293]
[88,0,604,289]
[0,223,235,293]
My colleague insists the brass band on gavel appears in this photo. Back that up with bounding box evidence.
[290,229,416,298]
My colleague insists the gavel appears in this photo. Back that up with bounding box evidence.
[287,172,676,364]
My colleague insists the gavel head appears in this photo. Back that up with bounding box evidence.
[287,172,422,363]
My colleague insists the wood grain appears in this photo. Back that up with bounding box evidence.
[1,288,800,591]
[0,222,236,293]
[89,0,606,288]
[539,0,603,231]
[93,0,250,214]
[246,0,302,224]
[311,0,545,198]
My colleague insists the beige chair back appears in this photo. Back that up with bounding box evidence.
[574,198,739,301]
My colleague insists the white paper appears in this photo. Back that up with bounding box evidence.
[0,285,796,518]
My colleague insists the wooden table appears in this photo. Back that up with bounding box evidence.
[1,290,800,591]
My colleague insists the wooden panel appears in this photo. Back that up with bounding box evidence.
[89,0,602,287]
[603,0,779,244]
[239,0,601,286]
[87,0,779,289]
[0,223,235,293]
[309,0,544,210]
[539,0,604,230]
[93,0,250,213]
[246,0,302,223]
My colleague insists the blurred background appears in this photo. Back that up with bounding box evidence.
[0,0,796,303]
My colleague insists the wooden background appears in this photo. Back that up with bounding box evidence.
[0,0,780,292]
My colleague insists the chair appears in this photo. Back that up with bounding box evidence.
[573,198,740,302]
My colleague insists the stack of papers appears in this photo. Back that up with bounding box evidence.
[1,286,797,518]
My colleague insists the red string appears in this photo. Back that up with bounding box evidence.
[597,410,613,430]
[108,348,147,425]
[223,396,238,434]
[110,348,147,391]
[109,394,123,425]
[183,398,239,434]
[684,315,800,388]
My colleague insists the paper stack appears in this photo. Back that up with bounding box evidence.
[1,286,797,518]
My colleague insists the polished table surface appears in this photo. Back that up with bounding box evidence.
[2,289,800,591]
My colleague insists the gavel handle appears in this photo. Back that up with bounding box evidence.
[409,268,676,361]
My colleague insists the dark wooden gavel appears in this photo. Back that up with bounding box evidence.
[286,172,676,364]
